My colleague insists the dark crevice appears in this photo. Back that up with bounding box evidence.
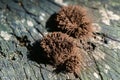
[39,66,45,80]
[92,56,103,80]
[0,51,6,57]
[33,17,41,24]
[34,27,45,37]
[0,44,6,57]
[6,3,25,14]
[105,35,120,43]
[34,64,53,73]
[26,30,36,41]
[20,1,37,17]
[77,75,82,80]
[95,32,120,43]
[23,68,29,79]
[6,4,12,11]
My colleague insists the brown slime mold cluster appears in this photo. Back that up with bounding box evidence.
[40,5,95,78]
[56,5,93,39]
[40,32,83,73]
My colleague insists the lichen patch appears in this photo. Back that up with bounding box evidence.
[107,10,120,20]
[93,72,99,79]
[99,8,120,25]
[39,16,44,21]
[107,40,120,49]
[27,20,34,27]
[0,31,11,40]
[104,64,111,73]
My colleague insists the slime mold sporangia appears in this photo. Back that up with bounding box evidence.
[56,5,94,40]
[39,5,95,78]
[55,5,95,52]
[40,32,86,77]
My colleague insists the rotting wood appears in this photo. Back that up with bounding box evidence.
[0,0,120,80]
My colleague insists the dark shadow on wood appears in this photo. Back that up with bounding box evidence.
[27,40,50,64]
[27,40,74,77]
[12,34,51,64]
[53,63,80,78]
[46,13,59,32]
[27,40,73,77]
[27,40,70,74]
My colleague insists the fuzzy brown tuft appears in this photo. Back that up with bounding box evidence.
[64,54,81,73]
[56,5,93,39]
[40,32,84,76]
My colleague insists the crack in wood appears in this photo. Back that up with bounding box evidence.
[92,56,104,80]
[23,68,29,79]
[39,65,45,80]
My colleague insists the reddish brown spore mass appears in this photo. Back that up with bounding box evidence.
[40,32,83,75]
[39,5,96,78]
[64,54,81,73]
[56,5,93,39]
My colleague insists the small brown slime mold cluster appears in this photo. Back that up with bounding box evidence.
[56,5,93,39]
[40,32,84,77]
[40,5,95,78]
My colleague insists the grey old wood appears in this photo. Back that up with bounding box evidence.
[0,0,120,80]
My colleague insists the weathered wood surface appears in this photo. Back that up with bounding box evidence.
[0,0,120,80]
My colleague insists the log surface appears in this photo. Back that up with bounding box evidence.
[0,0,120,80]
